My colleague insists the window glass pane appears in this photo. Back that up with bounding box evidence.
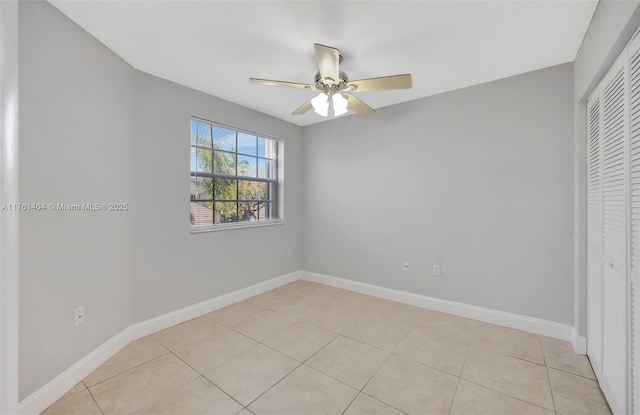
[195,177,213,200]
[191,201,213,226]
[213,151,236,175]
[257,158,266,178]
[214,178,237,200]
[191,120,197,145]
[196,121,212,147]
[215,202,238,224]
[238,155,257,177]
[239,201,263,221]
[258,137,266,157]
[257,202,273,220]
[190,147,197,172]
[190,176,197,199]
[238,180,266,201]
[213,126,236,151]
[237,132,257,156]
[258,158,276,179]
[196,148,212,173]
[256,202,265,220]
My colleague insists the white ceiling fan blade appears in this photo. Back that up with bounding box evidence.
[346,94,375,117]
[250,78,314,90]
[314,43,340,82]
[292,98,314,115]
[348,74,412,92]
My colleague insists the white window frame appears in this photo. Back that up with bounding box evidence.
[190,117,282,233]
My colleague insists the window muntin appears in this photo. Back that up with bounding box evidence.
[190,118,279,229]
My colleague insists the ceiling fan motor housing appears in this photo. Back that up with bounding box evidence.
[315,70,350,94]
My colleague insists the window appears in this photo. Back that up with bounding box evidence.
[190,118,279,230]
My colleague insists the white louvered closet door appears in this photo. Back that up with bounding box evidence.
[601,52,629,415]
[629,33,640,415]
[588,29,640,415]
[587,90,604,377]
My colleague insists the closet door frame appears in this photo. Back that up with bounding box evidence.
[587,47,630,415]
[627,29,640,415]
[587,82,604,379]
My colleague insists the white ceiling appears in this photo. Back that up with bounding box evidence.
[49,0,598,126]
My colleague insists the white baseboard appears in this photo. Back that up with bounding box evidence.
[129,271,302,340]
[571,329,587,355]
[17,270,301,415]
[17,327,132,415]
[302,271,576,343]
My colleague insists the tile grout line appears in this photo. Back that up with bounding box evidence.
[82,349,172,389]
[243,331,384,414]
[168,349,247,411]
[460,375,557,412]
[388,350,465,380]
[201,303,354,410]
[254,329,347,402]
[200,375,247,412]
[235,314,336,410]
[354,316,416,415]
[248,327,331,404]
[303,314,364,337]
[359,392,410,415]
[215,310,302,344]
[448,339,471,415]
[84,382,105,415]
[258,331,339,364]
[286,316,468,393]
[544,364,598,381]
[464,344,555,411]
[242,359,305,409]
[545,366,559,414]
[340,311,421,415]
[336,331,399,354]
[339,351,392,415]
[470,343,547,367]
[342,351,412,415]
[302,334,387,378]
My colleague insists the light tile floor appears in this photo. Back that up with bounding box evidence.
[42,281,612,415]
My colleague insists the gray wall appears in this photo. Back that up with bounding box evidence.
[131,72,303,322]
[1,0,21,412]
[302,63,575,325]
[572,0,640,336]
[17,0,303,399]
[18,1,134,400]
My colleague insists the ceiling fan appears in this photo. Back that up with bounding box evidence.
[250,43,412,118]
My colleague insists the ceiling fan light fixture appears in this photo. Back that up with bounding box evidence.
[332,93,348,116]
[250,44,412,119]
[311,92,329,117]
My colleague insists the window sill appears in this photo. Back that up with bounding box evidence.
[190,219,283,234]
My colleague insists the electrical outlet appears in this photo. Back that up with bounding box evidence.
[287,249,293,258]
[433,264,441,276]
[74,306,84,327]
[402,261,410,272]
